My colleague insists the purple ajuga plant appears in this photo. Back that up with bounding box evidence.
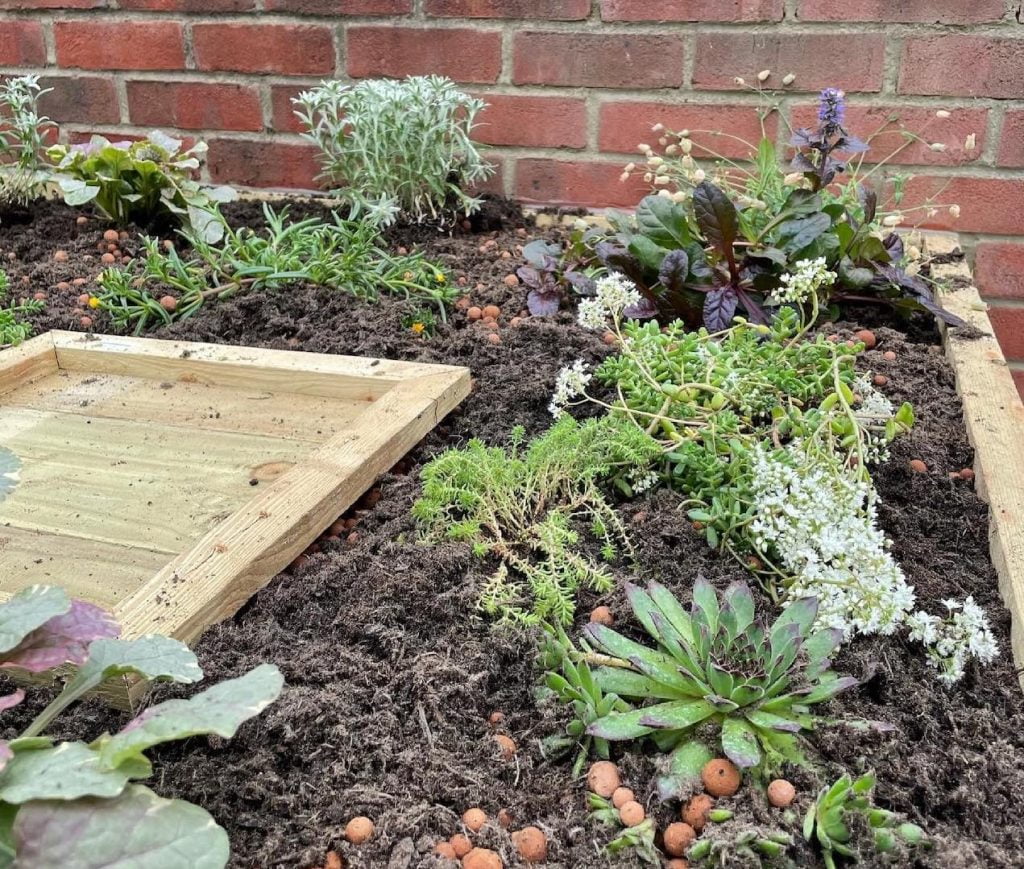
[791,88,868,191]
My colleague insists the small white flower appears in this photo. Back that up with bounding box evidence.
[911,595,999,683]
[575,274,642,330]
[757,69,771,82]
[935,110,951,119]
[549,360,592,417]
[782,72,796,85]
[949,204,961,219]
[771,257,837,305]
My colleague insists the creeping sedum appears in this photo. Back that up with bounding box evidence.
[294,75,493,226]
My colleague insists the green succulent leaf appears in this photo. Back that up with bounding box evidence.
[656,739,714,801]
[593,667,682,701]
[586,707,656,741]
[637,698,717,731]
[721,716,762,768]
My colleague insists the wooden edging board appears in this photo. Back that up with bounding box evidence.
[0,331,470,705]
[921,231,1024,690]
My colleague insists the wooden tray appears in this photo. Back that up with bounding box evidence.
[0,331,469,673]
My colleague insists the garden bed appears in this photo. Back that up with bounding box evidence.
[1,198,1023,868]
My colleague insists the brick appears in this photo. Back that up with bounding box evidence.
[975,243,1024,302]
[600,102,774,160]
[118,0,253,8]
[472,152,505,196]
[899,37,1024,99]
[0,20,45,66]
[798,0,1006,23]
[789,104,987,167]
[513,32,684,89]
[194,24,334,76]
[989,306,1024,361]
[347,26,501,83]
[474,94,587,149]
[208,139,320,190]
[271,85,311,135]
[515,158,649,207]
[265,0,410,12]
[427,0,589,18]
[693,32,885,93]
[128,81,263,132]
[1012,367,1024,399]
[38,76,119,125]
[891,176,1024,237]
[997,111,1024,168]
[602,0,782,21]
[54,21,184,71]
[0,0,104,8]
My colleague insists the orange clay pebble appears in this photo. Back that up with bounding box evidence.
[32,292,46,301]
[586,761,620,798]
[667,861,689,869]
[511,826,548,863]
[72,277,88,286]
[611,787,635,809]
[435,841,458,860]
[826,334,840,343]
[701,758,741,797]
[482,304,501,319]
[682,794,714,832]
[497,808,513,828]
[494,734,517,758]
[909,459,928,473]
[960,467,975,481]
[159,295,177,312]
[56,281,71,292]
[883,350,897,361]
[488,710,504,725]
[872,374,888,386]
[103,229,119,243]
[663,822,696,857]
[101,252,116,265]
[618,801,645,827]
[462,808,487,832]
[486,333,501,346]
[53,250,68,262]
[589,606,614,626]
[602,331,617,345]
[344,816,374,845]
[510,317,522,327]
[78,293,90,305]
[767,779,796,808]
[455,296,471,310]
[855,329,876,349]
[503,274,519,288]
[325,851,343,869]
[449,834,472,858]
[75,215,88,226]
[467,306,483,320]
[462,847,502,869]
[80,316,93,328]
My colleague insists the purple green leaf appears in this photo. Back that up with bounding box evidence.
[703,287,738,331]
[1,599,119,673]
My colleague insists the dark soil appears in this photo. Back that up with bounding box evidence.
[2,199,1022,868]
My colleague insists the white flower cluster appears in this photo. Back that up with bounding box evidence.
[628,468,659,494]
[851,375,896,462]
[749,444,916,637]
[548,360,592,418]
[906,597,999,685]
[772,257,837,306]
[577,274,642,330]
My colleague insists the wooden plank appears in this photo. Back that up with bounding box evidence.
[115,368,471,644]
[0,333,58,398]
[0,527,170,608]
[51,331,459,401]
[926,231,1024,690]
[0,408,312,554]
[2,369,368,443]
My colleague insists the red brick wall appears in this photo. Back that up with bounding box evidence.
[1,1,1023,383]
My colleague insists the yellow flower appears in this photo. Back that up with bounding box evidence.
[410,322,426,335]
[88,297,101,309]
[434,272,446,283]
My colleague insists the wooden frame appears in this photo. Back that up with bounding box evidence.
[0,331,470,701]
[922,232,1024,689]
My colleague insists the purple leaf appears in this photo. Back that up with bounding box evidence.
[0,689,25,712]
[622,295,658,320]
[692,182,739,267]
[563,271,595,295]
[790,153,817,173]
[735,288,771,326]
[859,186,878,225]
[1,600,119,673]
[658,249,689,295]
[527,288,561,317]
[704,287,738,331]
[516,265,542,290]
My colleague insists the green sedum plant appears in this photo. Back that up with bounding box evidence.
[0,270,43,348]
[585,579,862,772]
[804,772,926,869]
[0,75,54,211]
[294,76,494,226]
[0,585,283,868]
[95,204,455,333]
[413,415,661,626]
[48,132,235,242]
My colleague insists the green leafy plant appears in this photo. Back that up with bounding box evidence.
[94,204,455,333]
[0,75,55,211]
[687,826,793,865]
[48,132,235,242]
[412,415,661,626]
[0,585,283,868]
[294,75,493,226]
[585,579,863,772]
[588,89,966,328]
[538,627,630,776]
[0,270,43,348]
[587,794,661,866]
[804,772,926,869]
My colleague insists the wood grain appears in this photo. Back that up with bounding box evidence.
[926,231,1024,690]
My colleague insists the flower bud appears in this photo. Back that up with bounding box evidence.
[619,171,631,183]
[679,129,690,138]
[657,188,673,199]
[681,139,693,155]
[692,168,706,183]
[734,77,746,86]
[782,72,796,85]
[643,172,653,183]
[665,144,680,156]
[964,133,976,150]
[637,143,651,153]
[783,172,804,186]
[757,69,771,82]
[654,174,670,185]
[648,156,664,167]
[906,245,921,260]
[658,137,668,147]
[624,162,636,172]
[929,142,947,152]
[882,214,903,227]
[949,204,961,218]
[651,122,664,132]
[935,110,951,119]
[671,191,687,203]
